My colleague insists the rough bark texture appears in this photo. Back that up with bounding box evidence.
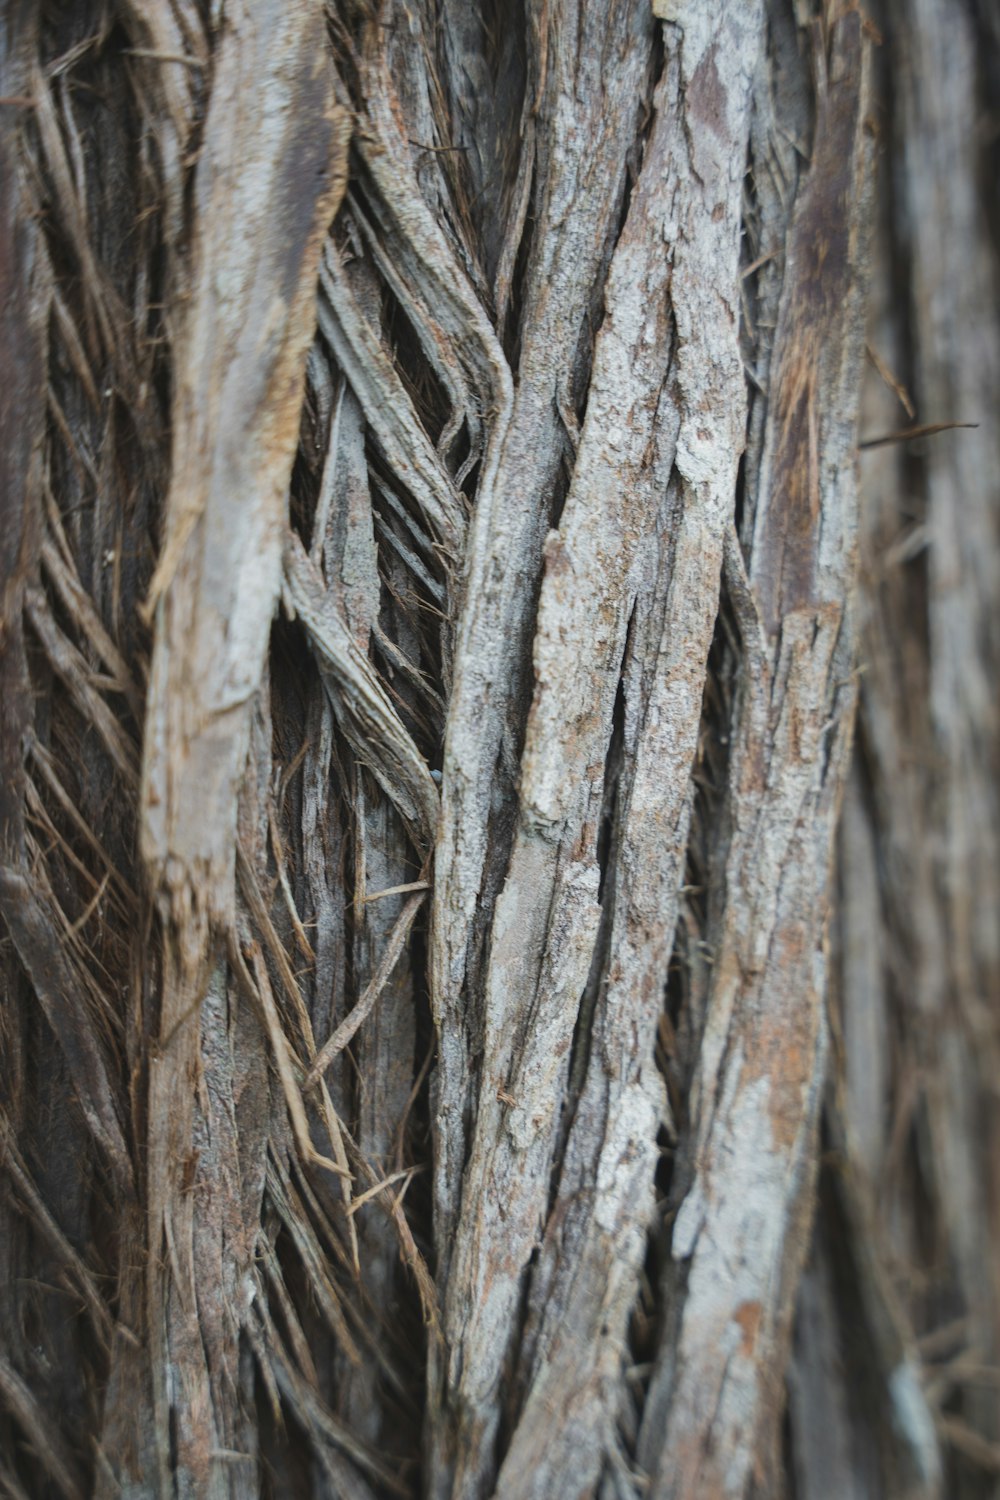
[0,2,996,1498]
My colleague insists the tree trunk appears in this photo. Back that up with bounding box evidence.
[0,1,996,1497]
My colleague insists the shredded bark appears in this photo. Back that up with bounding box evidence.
[1,1,996,1498]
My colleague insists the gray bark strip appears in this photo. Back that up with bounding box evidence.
[317,245,466,563]
[496,5,769,1484]
[348,48,512,478]
[429,7,763,1495]
[141,17,348,939]
[639,13,876,1495]
[434,0,528,291]
[430,0,657,1286]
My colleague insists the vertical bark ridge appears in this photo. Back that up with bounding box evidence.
[2,1,994,1497]
[428,6,764,1494]
[637,10,876,1496]
[430,0,658,1284]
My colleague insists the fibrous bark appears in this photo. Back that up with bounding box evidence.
[0,1,996,1498]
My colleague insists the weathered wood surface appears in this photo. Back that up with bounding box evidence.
[1,0,996,1496]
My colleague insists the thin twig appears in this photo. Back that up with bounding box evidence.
[305,890,426,1088]
[859,421,978,449]
[363,880,432,903]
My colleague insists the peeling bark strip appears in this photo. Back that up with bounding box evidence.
[137,8,349,1495]
[141,12,349,939]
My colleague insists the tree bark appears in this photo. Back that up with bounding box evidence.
[0,1,996,1498]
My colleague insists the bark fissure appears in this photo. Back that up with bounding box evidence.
[2,1,994,1497]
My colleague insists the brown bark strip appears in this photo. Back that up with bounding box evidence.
[115,0,207,246]
[141,18,349,939]
[0,2,142,1374]
[0,1120,114,1346]
[24,586,140,785]
[751,9,873,631]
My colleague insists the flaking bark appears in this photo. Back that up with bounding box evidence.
[1,2,996,1498]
